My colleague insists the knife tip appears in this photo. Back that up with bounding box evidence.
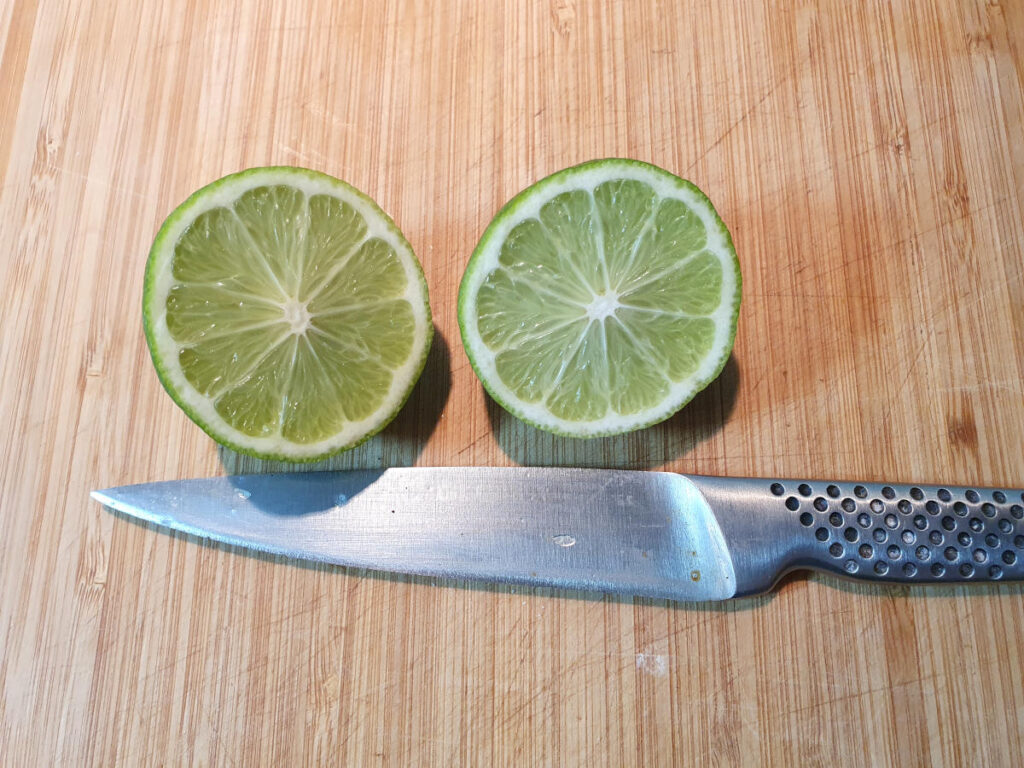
[90,489,114,506]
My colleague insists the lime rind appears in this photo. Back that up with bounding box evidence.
[144,167,432,462]
[458,158,740,438]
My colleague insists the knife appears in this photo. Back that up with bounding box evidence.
[92,468,1024,600]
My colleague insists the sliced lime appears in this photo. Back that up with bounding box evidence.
[144,167,432,461]
[458,159,740,437]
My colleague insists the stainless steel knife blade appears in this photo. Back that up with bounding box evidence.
[92,469,1024,600]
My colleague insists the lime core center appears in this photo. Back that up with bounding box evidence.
[282,299,311,334]
[585,292,620,321]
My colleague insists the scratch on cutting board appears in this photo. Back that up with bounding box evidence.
[280,145,331,166]
[635,653,669,678]
[299,101,365,133]
[685,58,802,175]
[44,163,148,201]
[940,379,1024,396]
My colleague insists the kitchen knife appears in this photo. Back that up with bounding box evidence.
[92,468,1024,600]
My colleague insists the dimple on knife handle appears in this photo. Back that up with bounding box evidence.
[688,476,1024,596]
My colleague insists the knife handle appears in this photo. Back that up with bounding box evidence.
[688,477,1024,596]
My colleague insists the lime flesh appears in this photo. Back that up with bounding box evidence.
[144,167,432,461]
[458,159,740,438]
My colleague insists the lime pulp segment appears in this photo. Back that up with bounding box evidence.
[458,160,740,437]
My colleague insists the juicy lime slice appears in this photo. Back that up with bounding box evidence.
[144,167,432,461]
[458,159,740,438]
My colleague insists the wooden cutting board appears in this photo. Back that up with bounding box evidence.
[2,0,1022,764]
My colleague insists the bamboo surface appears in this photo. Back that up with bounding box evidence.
[2,0,1023,764]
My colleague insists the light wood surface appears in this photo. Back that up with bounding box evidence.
[2,0,1023,764]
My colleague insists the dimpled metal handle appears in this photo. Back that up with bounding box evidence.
[688,476,1024,597]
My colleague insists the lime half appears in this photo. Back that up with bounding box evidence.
[458,159,740,438]
[144,167,432,461]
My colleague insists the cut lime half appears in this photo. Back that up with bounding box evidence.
[144,167,432,461]
[458,159,740,438]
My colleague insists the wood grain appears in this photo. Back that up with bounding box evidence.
[2,0,1023,764]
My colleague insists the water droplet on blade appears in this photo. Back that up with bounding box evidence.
[235,489,251,500]
[336,493,348,505]
[552,534,576,548]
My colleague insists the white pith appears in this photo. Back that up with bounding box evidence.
[585,293,620,321]
[282,299,312,334]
